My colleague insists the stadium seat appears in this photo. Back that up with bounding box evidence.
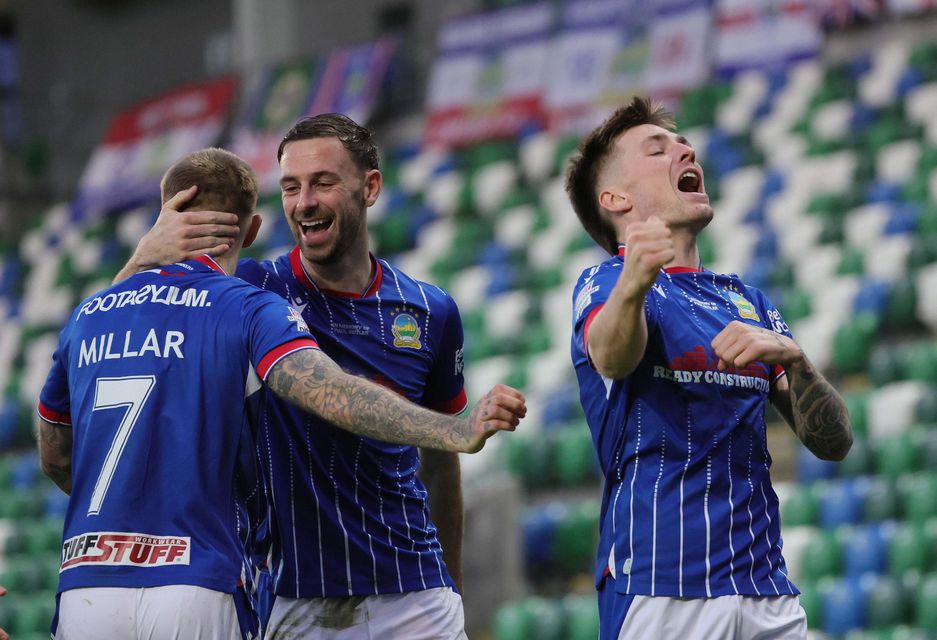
[553,425,598,487]
[552,500,599,576]
[833,313,879,374]
[915,573,937,631]
[842,522,890,578]
[797,580,822,629]
[873,431,920,478]
[838,435,872,476]
[491,600,536,640]
[819,576,866,635]
[867,381,930,440]
[888,521,932,577]
[780,483,818,527]
[562,594,599,640]
[863,476,901,523]
[801,531,841,582]
[900,473,937,524]
[818,479,864,528]
[866,574,913,629]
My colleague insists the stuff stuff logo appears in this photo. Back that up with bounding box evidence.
[61,532,190,571]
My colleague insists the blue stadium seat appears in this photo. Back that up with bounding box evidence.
[820,577,866,635]
[842,522,891,578]
[819,479,865,529]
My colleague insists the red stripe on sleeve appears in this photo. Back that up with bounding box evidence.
[427,388,468,415]
[257,338,320,381]
[37,402,72,426]
[771,364,786,384]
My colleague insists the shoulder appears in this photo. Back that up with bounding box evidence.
[236,254,293,293]
[379,258,456,309]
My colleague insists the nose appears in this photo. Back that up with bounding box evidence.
[677,142,696,165]
[298,185,318,212]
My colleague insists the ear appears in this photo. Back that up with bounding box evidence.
[363,169,382,207]
[242,214,262,249]
[598,189,632,214]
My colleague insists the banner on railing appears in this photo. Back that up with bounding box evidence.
[425,2,554,146]
[231,38,397,193]
[74,77,237,221]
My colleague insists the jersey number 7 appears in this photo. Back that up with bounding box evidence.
[88,376,156,516]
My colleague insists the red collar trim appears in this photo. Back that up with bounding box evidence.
[193,255,226,274]
[289,246,383,298]
[617,245,703,273]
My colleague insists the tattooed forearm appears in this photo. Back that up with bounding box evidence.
[267,349,472,451]
[786,358,853,461]
[37,420,73,494]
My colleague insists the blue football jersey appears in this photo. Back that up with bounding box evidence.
[235,247,467,597]
[571,249,798,599]
[38,256,318,596]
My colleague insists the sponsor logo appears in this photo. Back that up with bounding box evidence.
[725,285,759,321]
[78,285,211,317]
[767,308,789,335]
[688,297,718,311]
[330,322,370,336]
[287,306,310,334]
[390,306,422,349]
[575,281,599,320]
[61,532,190,571]
[454,348,464,376]
[652,365,770,393]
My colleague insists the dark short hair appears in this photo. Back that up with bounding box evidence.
[277,113,379,171]
[565,96,675,255]
[160,147,258,217]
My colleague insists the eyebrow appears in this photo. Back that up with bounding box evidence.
[279,170,340,187]
[643,133,692,148]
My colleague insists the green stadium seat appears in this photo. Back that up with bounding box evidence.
[780,287,812,326]
[524,597,566,640]
[553,425,597,487]
[904,341,937,384]
[562,594,599,640]
[900,473,937,525]
[869,344,903,387]
[867,575,912,629]
[915,572,937,631]
[11,597,54,635]
[833,313,879,374]
[780,484,818,527]
[801,530,842,582]
[885,279,918,330]
[838,435,872,476]
[552,500,599,575]
[25,518,63,556]
[863,477,901,523]
[888,522,931,578]
[491,601,535,640]
[874,431,919,479]
[797,580,823,630]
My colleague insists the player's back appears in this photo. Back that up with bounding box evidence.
[41,257,279,594]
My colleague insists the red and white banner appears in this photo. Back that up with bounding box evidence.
[643,0,713,97]
[74,77,237,221]
[714,0,822,75]
[230,38,397,193]
[425,3,554,147]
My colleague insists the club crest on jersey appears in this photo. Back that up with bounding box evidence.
[287,306,310,333]
[725,285,760,321]
[390,306,422,349]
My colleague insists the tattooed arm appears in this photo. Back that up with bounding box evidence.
[712,320,853,461]
[266,349,526,452]
[37,418,73,494]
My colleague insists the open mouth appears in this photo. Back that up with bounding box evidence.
[677,170,702,193]
[299,219,334,234]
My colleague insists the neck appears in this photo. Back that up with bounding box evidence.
[211,252,239,276]
[301,244,374,294]
[666,228,702,269]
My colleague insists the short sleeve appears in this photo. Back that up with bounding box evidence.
[241,288,320,382]
[747,285,794,383]
[421,294,467,414]
[38,328,73,426]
